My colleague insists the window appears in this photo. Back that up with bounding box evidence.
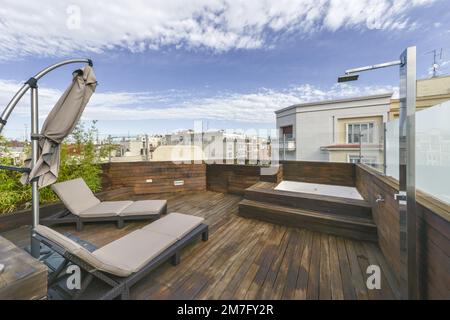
[347,123,374,144]
[281,125,293,139]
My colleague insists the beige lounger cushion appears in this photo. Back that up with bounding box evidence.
[36,212,206,278]
[52,178,100,215]
[35,224,84,253]
[53,178,167,218]
[35,225,132,277]
[119,200,166,217]
[92,229,177,273]
[142,212,204,239]
[79,201,133,218]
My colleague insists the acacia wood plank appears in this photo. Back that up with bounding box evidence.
[294,230,314,299]
[328,235,344,300]
[280,229,305,299]
[336,237,357,300]
[345,239,369,300]
[306,232,321,299]
[319,233,332,299]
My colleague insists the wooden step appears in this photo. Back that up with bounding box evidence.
[245,182,372,220]
[238,199,378,242]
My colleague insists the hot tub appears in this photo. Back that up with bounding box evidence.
[274,180,363,200]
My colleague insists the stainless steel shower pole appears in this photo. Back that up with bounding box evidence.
[398,46,417,299]
[337,47,418,299]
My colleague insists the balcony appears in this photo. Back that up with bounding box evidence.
[279,138,296,151]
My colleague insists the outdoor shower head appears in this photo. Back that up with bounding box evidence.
[337,73,359,83]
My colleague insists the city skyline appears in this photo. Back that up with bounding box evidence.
[1,0,450,139]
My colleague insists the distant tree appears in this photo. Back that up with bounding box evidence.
[0,120,105,214]
[0,135,31,213]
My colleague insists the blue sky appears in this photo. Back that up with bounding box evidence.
[1,0,450,139]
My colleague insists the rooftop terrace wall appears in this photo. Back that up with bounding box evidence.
[356,164,450,299]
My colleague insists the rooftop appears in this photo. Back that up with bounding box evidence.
[1,190,399,299]
[275,93,394,115]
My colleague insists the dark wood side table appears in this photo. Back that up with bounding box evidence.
[0,235,47,299]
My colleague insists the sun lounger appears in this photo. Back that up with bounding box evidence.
[41,178,167,230]
[33,212,208,300]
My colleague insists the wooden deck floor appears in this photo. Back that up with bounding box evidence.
[1,191,400,300]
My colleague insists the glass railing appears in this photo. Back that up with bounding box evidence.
[384,100,450,204]
[416,100,450,204]
[360,122,385,172]
[385,118,399,180]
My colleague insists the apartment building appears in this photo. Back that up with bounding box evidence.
[160,129,271,163]
[108,135,163,162]
[275,93,392,166]
[389,74,450,119]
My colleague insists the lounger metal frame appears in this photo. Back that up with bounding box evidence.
[40,203,167,231]
[34,223,208,300]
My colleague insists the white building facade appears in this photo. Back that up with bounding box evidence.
[160,130,272,163]
[275,93,392,165]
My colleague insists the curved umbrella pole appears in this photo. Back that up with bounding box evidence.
[0,58,93,258]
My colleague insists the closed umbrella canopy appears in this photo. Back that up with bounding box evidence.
[21,66,97,188]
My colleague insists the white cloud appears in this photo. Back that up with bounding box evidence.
[0,0,436,59]
[0,78,395,126]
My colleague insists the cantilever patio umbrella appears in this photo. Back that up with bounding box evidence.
[0,58,95,257]
[20,66,97,188]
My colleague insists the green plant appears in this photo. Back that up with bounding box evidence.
[0,136,32,213]
[0,120,104,214]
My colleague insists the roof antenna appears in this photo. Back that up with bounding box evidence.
[425,48,442,78]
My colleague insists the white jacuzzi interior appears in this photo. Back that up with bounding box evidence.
[274,180,364,200]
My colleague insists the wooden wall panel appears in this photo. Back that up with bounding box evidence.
[206,164,261,195]
[355,165,402,284]
[355,164,450,299]
[416,200,450,299]
[102,161,206,195]
[260,164,283,184]
[281,161,355,187]
[207,162,355,194]
[206,164,281,195]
